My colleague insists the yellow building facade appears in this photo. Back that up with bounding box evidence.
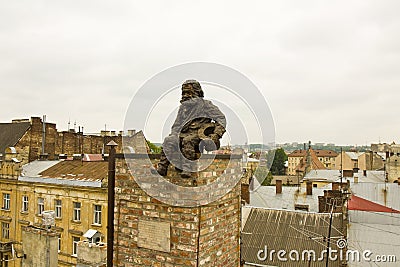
[0,157,108,267]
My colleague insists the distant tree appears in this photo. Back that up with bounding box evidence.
[261,171,273,186]
[253,166,269,185]
[269,148,288,175]
[147,140,162,154]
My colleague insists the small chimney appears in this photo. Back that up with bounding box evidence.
[276,180,282,194]
[332,182,339,191]
[354,175,359,183]
[386,151,390,159]
[306,181,313,195]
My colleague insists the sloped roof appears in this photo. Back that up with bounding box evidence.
[295,149,326,173]
[345,152,363,160]
[21,160,62,177]
[348,195,400,213]
[83,154,104,162]
[241,208,343,267]
[39,160,108,181]
[350,183,400,210]
[250,186,328,212]
[0,122,30,154]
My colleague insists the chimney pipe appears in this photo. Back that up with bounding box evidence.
[306,181,313,195]
[276,180,282,194]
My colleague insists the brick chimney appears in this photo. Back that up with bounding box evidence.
[306,181,313,195]
[276,180,282,194]
[332,182,339,191]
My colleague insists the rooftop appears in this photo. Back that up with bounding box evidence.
[39,160,107,181]
[250,185,330,212]
[241,207,343,267]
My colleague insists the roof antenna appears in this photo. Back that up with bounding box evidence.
[68,119,70,131]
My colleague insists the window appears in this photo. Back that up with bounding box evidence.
[37,198,44,215]
[73,202,81,221]
[3,193,10,210]
[1,222,9,239]
[93,205,102,225]
[22,195,29,212]
[58,237,61,253]
[72,237,80,256]
[55,200,62,218]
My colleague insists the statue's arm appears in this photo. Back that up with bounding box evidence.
[207,103,226,137]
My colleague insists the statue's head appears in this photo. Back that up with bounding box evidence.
[181,79,204,103]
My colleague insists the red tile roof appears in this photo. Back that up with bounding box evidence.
[348,195,400,213]
[295,148,326,172]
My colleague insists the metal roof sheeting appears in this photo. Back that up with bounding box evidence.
[21,160,61,177]
[348,195,400,213]
[39,160,108,181]
[250,186,329,212]
[242,208,343,267]
[348,210,400,267]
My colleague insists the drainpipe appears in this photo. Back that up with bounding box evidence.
[107,141,118,267]
[41,115,46,159]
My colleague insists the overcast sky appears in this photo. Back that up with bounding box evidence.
[1,0,400,146]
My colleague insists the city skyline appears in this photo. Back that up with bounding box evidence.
[1,1,400,145]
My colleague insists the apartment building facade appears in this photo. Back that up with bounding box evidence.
[0,157,108,267]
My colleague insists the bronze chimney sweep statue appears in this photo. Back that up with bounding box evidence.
[155,80,226,178]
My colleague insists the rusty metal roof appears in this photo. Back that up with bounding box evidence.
[242,208,344,267]
[295,149,326,172]
[39,160,108,181]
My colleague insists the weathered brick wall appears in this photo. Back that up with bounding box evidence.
[55,131,148,156]
[15,117,58,162]
[114,155,242,267]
